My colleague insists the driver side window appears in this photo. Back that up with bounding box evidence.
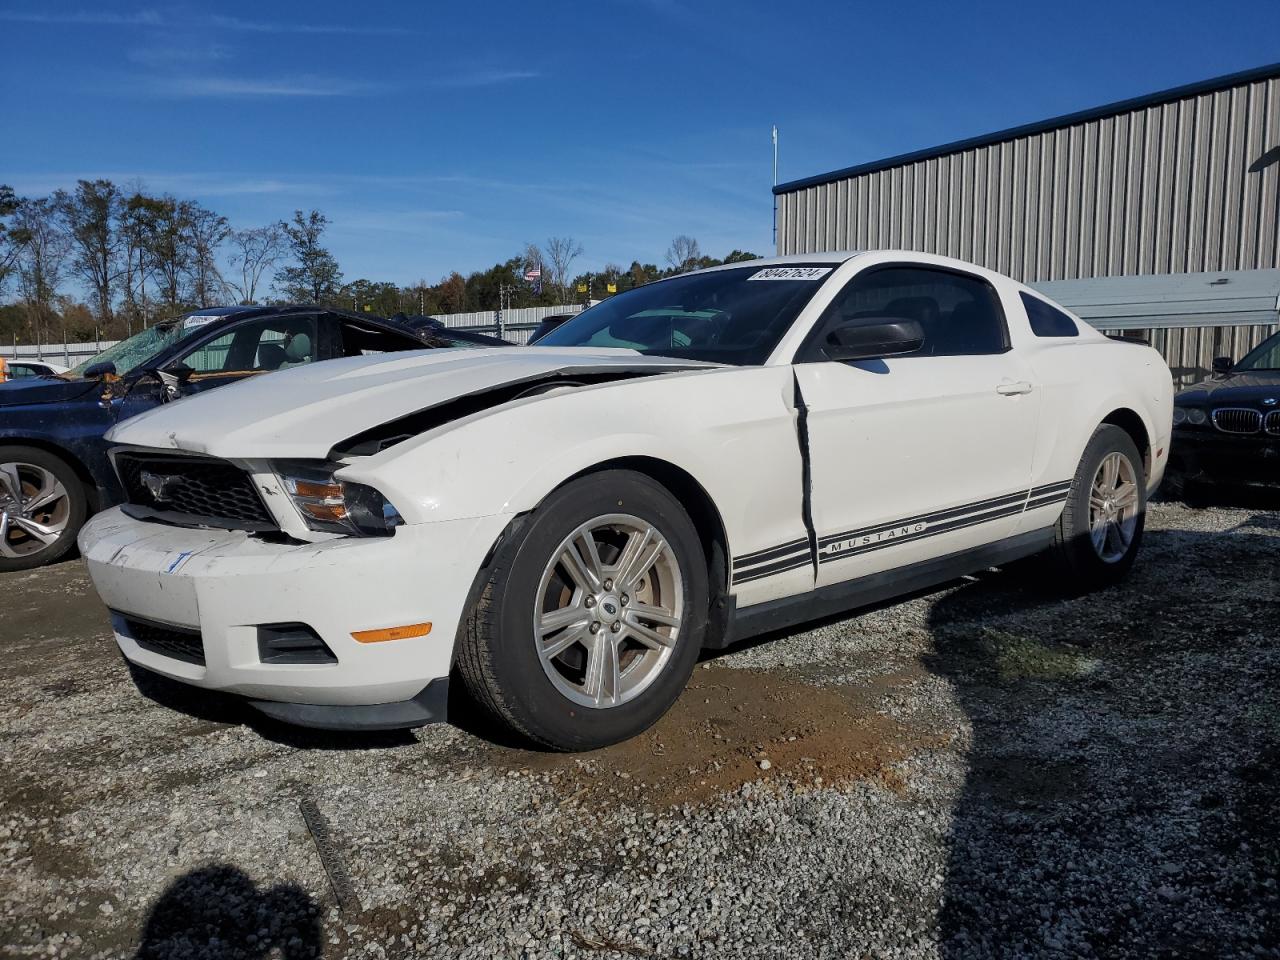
[178,317,318,373]
[813,266,1008,358]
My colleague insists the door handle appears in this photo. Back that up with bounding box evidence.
[996,380,1034,396]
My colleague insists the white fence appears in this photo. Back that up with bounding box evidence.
[0,304,586,364]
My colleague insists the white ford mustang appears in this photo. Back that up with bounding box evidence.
[80,251,1173,749]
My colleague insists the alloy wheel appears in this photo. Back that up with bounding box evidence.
[1088,452,1140,563]
[533,513,684,709]
[0,462,71,560]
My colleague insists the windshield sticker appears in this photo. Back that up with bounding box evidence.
[746,266,832,281]
[183,315,219,330]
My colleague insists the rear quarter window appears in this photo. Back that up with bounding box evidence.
[1020,293,1080,338]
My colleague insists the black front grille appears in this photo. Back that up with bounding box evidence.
[1266,410,1280,436]
[113,611,205,665]
[1212,408,1263,435]
[116,452,276,530]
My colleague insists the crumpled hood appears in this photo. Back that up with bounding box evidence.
[106,347,715,459]
[0,376,100,407]
[1176,371,1280,406]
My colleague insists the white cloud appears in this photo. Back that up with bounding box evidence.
[208,14,411,36]
[0,8,163,26]
[0,9,411,35]
[146,75,383,98]
[431,69,541,88]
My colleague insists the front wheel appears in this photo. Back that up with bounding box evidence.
[0,446,88,572]
[456,470,708,750]
[1046,425,1146,592]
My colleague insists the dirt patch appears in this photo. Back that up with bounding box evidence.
[484,663,947,807]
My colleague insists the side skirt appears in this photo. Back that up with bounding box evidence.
[712,526,1056,649]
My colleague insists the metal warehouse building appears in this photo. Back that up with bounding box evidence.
[773,63,1280,384]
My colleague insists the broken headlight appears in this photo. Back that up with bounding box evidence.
[277,461,404,537]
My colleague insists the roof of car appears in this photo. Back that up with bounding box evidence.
[692,252,860,273]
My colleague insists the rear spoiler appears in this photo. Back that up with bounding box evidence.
[1105,333,1150,346]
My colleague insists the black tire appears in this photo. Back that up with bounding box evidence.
[456,469,708,751]
[1161,470,1209,507]
[1046,425,1146,592]
[0,445,88,572]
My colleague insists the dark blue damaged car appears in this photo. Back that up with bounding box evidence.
[0,305,509,570]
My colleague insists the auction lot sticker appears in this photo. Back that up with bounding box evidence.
[747,266,832,281]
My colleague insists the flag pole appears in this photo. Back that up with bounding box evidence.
[771,125,779,251]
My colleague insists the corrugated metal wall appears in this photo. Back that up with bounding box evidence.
[777,74,1280,282]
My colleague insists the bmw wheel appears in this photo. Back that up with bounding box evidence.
[1047,425,1146,591]
[457,469,708,750]
[0,446,88,572]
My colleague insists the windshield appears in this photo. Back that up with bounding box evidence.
[1233,331,1280,371]
[536,264,834,364]
[67,323,188,378]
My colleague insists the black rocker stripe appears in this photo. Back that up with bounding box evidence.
[1024,492,1070,511]
[732,553,812,585]
[1030,480,1073,497]
[733,479,1075,585]
[819,501,1028,563]
[733,537,810,569]
[818,489,1029,549]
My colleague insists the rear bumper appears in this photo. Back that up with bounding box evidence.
[1168,429,1280,485]
[79,507,511,722]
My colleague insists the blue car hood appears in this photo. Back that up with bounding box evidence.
[0,377,101,407]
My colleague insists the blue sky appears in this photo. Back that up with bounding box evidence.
[2,1,1277,288]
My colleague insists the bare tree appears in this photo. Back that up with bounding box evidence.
[544,236,583,303]
[0,185,21,299]
[10,197,71,348]
[227,224,285,304]
[118,185,154,333]
[185,203,230,306]
[54,179,122,330]
[665,235,701,273]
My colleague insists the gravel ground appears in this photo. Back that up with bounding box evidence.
[1,498,1277,959]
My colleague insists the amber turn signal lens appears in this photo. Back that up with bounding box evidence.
[300,501,349,522]
[351,622,432,643]
[292,479,343,499]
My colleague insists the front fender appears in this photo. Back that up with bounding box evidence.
[336,366,808,567]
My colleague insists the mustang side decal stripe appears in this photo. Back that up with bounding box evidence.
[732,554,813,585]
[732,480,1074,585]
[733,537,810,568]
[818,488,1031,549]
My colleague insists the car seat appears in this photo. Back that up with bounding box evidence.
[256,342,287,370]
[279,332,313,368]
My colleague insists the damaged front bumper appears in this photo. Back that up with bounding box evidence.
[79,507,510,730]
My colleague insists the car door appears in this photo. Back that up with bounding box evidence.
[113,314,324,423]
[792,263,1040,588]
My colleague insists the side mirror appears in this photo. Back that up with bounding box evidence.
[82,360,116,379]
[1212,356,1233,375]
[822,319,925,362]
[150,363,195,401]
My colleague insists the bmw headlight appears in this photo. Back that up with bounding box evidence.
[1173,406,1208,427]
[276,461,404,536]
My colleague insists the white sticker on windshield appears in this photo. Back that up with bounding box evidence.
[183,315,219,329]
[746,266,832,281]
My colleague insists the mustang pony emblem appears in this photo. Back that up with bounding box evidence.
[139,470,182,502]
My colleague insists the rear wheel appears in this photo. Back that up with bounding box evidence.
[456,470,707,750]
[1046,425,1146,592]
[0,446,88,572]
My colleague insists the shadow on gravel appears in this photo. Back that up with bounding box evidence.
[925,528,1280,958]
[1157,483,1280,512]
[125,663,415,751]
[134,864,322,959]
